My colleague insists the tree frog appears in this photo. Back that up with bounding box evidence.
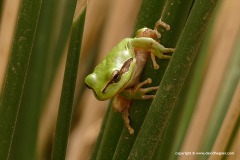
[85,20,175,134]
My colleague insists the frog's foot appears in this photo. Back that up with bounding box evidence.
[163,48,175,54]
[160,48,175,59]
[150,47,175,70]
[150,53,160,70]
[122,107,134,134]
[158,47,175,59]
[133,78,159,99]
[154,19,170,31]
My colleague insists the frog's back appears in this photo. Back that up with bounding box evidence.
[93,38,134,73]
[104,38,134,67]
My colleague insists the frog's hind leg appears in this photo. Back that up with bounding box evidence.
[122,106,134,134]
[113,95,134,134]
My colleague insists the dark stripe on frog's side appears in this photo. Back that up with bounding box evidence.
[101,58,133,93]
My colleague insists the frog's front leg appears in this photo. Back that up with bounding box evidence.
[154,19,170,31]
[113,78,158,134]
[121,78,159,100]
[131,37,175,69]
[150,47,174,70]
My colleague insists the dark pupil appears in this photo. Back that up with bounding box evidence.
[113,73,119,80]
[112,71,121,83]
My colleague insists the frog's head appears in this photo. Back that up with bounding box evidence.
[85,57,135,101]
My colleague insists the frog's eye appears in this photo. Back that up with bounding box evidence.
[101,58,133,94]
[112,70,121,83]
[102,70,121,93]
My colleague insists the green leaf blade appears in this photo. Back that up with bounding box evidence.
[113,0,193,159]
[51,6,87,160]
[128,0,219,159]
[0,0,42,159]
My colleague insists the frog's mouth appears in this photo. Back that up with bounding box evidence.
[101,58,133,94]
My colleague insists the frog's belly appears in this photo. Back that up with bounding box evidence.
[127,49,149,87]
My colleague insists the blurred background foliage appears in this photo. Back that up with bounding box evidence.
[0,0,239,160]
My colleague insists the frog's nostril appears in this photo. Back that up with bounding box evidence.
[85,83,92,89]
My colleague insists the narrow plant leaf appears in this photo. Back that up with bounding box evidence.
[201,34,240,155]
[0,0,4,23]
[51,5,86,160]
[0,0,42,159]
[223,116,240,160]
[201,1,240,154]
[92,0,167,159]
[90,105,111,159]
[133,0,167,31]
[9,0,79,159]
[151,0,195,158]
[159,8,217,159]
[208,82,240,160]
[113,0,193,159]
[94,104,124,160]
[128,0,219,159]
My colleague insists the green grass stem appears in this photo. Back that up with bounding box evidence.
[51,6,86,160]
[128,0,219,159]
